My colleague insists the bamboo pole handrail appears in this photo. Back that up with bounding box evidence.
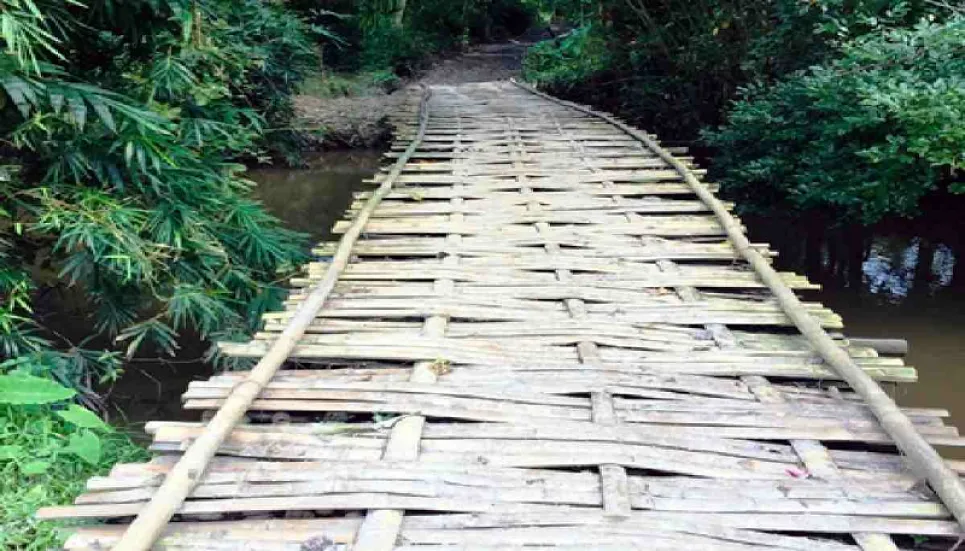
[510,77,965,531]
[109,86,433,551]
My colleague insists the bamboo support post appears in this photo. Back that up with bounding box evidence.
[850,337,909,356]
[108,87,432,551]
[509,78,965,531]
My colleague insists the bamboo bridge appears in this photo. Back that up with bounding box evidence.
[40,81,965,550]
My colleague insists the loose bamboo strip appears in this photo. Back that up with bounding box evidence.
[84,458,933,502]
[142,420,965,472]
[102,87,433,551]
[510,78,965,530]
[62,519,858,551]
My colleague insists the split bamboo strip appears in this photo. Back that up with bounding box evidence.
[353,104,465,551]
[509,78,965,530]
[107,87,432,551]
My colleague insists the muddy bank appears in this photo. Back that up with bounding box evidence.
[295,41,530,148]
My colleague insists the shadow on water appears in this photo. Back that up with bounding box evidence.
[746,215,965,458]
[103,150,383,433]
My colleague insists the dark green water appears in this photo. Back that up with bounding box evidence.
[248,150,384,243]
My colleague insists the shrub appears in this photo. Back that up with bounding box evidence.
[1,1,312,391]
[0,371,147,549]
[522,25,611,87]
[521,1,949,138]
[359,21,434,74]
[296,0,536,75]
[0,2,326,544]
[706,16,965,222]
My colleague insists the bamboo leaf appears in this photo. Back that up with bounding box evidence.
[66,93,87,129]
[91,100,116,132]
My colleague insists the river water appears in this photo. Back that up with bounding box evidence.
[250,150,385,242]
[750,222,965,457]
[107,151,965,457]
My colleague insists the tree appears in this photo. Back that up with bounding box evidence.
[522,0,962,221]
[0,0,318,392]
[706,16,965,222]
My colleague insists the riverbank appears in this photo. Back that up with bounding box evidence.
[295,41,531,148]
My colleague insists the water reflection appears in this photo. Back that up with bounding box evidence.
[863,238,955,298]
[747,216,964,299]
[747,218,965,458]
[249,150,383,243]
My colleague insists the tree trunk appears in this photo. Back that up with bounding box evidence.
[826,228,840,283]
[914,238,935,288]
[846,226,866,289]
[392,0,407,28]
[804,222,825,279]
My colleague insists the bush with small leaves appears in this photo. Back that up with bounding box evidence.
[706,16,965,222]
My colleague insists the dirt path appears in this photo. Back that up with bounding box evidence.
[294,41,531,148]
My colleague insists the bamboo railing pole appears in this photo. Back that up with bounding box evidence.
[510,78,965,530]
[110,87,432,551]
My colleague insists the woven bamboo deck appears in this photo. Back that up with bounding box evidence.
[40,82,965,550]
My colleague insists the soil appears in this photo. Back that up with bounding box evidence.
[294,41,532,148]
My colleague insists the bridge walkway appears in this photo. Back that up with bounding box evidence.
[40,81,965,550]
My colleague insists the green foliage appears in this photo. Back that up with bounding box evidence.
[0,0,322,396]
[524,0,771,136]
[301,69,401,98]
[300,0,536,74]
[523,0,961,222]
[523,25,610,86]
[741,0,938,79]
[360,19,434,73]
[0,3,327,546]
[523,0,948,135]
[0,399,146,549]
[0,373,76,405]
[56,404,112,431]
[706,16,965,222]
[522,0,600,24]
[0,364,145,548]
